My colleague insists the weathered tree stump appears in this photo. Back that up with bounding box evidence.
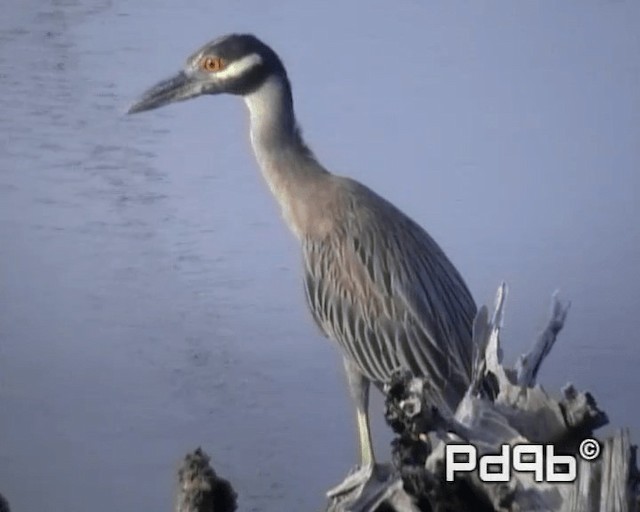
[173,283,638,512]
[324,283,639,512]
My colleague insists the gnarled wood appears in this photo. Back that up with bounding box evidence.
[168,284,637,512]
[324,284,638,512]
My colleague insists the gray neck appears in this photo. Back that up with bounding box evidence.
[243,75,329,236]
[244,76,297,149]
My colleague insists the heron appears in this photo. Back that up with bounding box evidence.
[128,34,477,500]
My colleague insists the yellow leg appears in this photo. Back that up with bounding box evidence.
[343,357,375,467]
[328,364,394,499]
[356,406,374,467]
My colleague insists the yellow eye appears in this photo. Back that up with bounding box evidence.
[202,56,226,72]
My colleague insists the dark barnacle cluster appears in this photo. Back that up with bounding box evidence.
[383,371,440,508]
[383,372,495,512]
[0,492,10,512]
[176,448,237,512]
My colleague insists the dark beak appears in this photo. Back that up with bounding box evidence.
[127,71,206,114]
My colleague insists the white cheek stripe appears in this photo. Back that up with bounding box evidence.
[217,53,263,80]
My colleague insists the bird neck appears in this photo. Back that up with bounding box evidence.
[244,75,298,149]
[243,75,329,238]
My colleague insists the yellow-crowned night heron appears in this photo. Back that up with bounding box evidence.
[128,34,476,498]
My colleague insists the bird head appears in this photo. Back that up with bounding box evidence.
[127,34,288,114]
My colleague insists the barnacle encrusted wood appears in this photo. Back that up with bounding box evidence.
[323,284,639,512]
[168,284,638,512]
[175,448,237,512]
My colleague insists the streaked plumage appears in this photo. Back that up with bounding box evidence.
[128,33,477,487]
[303,176,475,409]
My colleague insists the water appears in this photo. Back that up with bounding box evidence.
[0,1,638,511]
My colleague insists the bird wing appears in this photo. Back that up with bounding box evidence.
[302,180,476,408]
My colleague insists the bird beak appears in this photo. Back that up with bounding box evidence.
[127,70,205,114]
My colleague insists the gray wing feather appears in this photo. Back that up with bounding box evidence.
[302,180,476,410]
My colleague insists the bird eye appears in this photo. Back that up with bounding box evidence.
[202,56,226,72]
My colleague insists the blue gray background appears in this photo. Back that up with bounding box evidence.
[0,1,638,511]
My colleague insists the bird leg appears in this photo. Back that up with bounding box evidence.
[326,408,379,497]
[327,360,397,505]
[326,403,407,511]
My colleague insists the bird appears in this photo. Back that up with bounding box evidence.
[128,33,477,501]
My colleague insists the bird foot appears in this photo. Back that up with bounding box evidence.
[325,463,418,512]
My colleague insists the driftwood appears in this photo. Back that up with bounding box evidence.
[167,283,638,512]
[325,283,639,512]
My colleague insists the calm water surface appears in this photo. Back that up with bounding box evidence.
[1,1,638,511]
